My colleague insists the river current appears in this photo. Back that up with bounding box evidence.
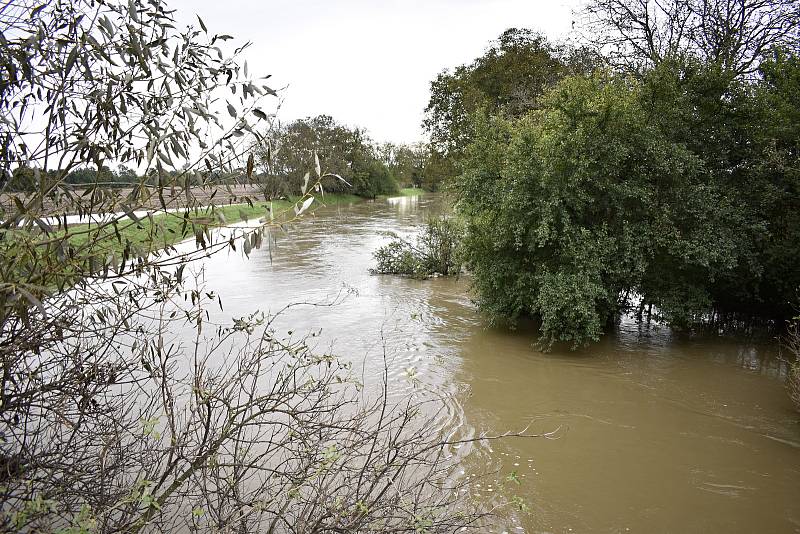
[181,193,800,533]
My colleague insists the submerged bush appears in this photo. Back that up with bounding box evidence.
[789,364,800,412]
[454,58,800,348]
[373,216,462,278]
[785,321,800,412]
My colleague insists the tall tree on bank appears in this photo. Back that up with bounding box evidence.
[259,115,398,198]
[423,28,600,162]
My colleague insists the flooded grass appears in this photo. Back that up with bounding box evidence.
[62,193,363,256]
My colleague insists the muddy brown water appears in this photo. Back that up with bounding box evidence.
[187,194,800,533]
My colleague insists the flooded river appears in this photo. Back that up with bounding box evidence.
[191,194,800,533]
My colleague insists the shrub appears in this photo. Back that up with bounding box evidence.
[373,216,462,278]
[785,321,800,412]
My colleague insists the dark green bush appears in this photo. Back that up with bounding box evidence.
[455,55,800,347]
[352,158,399,198]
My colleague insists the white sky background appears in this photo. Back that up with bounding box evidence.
[168,0,582,145]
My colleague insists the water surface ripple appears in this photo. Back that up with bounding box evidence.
[189,194,800,533]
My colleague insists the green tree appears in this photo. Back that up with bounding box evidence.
[422,148,456,191]
[351,156,398,198]
[443,2,800,347]
[454,49,800,346]
[6,166,37,192]
[383,142,427,188]
[262,115,398,197]
[116,165,139,185]
[423,28,599,160]
[457,72,720,346]
[705,50,800,321]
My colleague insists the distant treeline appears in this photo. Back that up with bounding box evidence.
[3,165,224,192]
[256,115,450,199]
[5,116,452,199]
[4,165,143,191]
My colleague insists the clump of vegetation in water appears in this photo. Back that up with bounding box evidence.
[784,320,800,412]
[789,363,800,413]
[372,216,462,278]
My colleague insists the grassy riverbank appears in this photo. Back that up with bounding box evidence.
[398,188,424,197]
[375,188,425,200]
[66,193,363,256]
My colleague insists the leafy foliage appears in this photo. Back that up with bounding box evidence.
[428,1,800,348]
[258,115,398,198]
[423,29,600,160]
[373,216,462,278]
[350,156,398,198]
[377,142,426,189]
[375,142,453,191]
[457,73,705,345]
[454,49,800,347]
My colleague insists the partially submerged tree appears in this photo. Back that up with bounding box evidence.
[454,73,714,346]
[449,15,800,346]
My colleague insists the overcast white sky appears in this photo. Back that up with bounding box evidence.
[169,0,582,144]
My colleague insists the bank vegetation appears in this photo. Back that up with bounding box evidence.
[425,2,800,348]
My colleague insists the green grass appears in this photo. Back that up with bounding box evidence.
[398,188,424,197]
[7,192,364,297]
[64,193,363,257]
[375,188,425,200]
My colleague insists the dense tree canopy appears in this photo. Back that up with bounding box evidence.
[260,115,398,198]
[377,142,426,188]
[423,28,600,160]
[457,72,714,346]
[439,7,800,347]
